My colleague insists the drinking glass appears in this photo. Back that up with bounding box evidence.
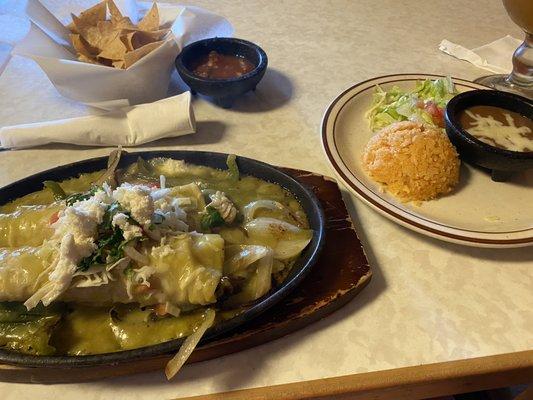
[475,0,533,98]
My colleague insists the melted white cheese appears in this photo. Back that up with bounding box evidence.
[112,212,143,240]
[465,110,532,152]
[151,184,189,233]
[112,184,154,226]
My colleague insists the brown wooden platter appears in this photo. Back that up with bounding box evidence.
[0,168,371,383]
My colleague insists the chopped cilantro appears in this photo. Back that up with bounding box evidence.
[65,186,99,206]
[200,206,225,231]
[76,202,137,272]
[77,229,124,272]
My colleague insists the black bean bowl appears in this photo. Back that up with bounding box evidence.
[175,37,268,108]
[0,150,324,367]
[445,89,533,181]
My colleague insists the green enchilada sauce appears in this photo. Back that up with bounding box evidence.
[49,306,242,355]
[50,306,209,355]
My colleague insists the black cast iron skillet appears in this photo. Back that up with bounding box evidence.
[0,150,325,367]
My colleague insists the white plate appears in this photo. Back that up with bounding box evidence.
[321,73,533,248]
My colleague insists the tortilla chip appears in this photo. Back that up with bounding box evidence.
[139,28,169,41]
[70,13,85,31]
[97,57,114,67]
[124,40,163,68]
[71,13,103,49]
[106,0,124,23]
[69,0,164,68]
[122,29,169,51]
[121,32,135,51]
[138,3,159,31]
[112,60,125,69]
[113,17,137,30]
[77,1,106,26]
[67,21,78,34]
[98,35,127,60]
[84,27,105,49]
[97,20,115,38]
[70,34,96,58]
[95,20,123,49]
[77,54,98,64]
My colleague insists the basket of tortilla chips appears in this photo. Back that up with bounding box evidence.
[13,0,232,108]
[69,0,170,69]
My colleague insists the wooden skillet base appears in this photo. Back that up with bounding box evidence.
[0,168,371,383]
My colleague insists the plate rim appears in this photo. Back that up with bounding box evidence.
[321,73,533,248]
[0,150,326,366]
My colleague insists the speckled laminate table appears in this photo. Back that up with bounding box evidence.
[0,1,531,399]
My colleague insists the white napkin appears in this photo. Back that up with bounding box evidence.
[439,35,522,74]
[0,92,195,149]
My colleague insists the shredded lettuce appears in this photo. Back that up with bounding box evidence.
[414,76,456,108]
[366,77,457,131]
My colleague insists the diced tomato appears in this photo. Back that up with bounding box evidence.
[154,303,168,317]
[49,211,59,225]
[424,101,445,127]
[134,284,150,295]
[149,183,159,189]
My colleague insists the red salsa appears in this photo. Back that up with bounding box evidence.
[191,51,255,79]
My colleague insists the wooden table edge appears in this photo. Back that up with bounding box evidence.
[176,350,533,400]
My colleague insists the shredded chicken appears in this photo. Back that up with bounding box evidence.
[24,193,109,310]
[208,191,237,223]
[125,265,156,299]
[74,257,128,288]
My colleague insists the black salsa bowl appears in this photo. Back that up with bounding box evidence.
[175,37,268,108]
[0,150,324,367]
